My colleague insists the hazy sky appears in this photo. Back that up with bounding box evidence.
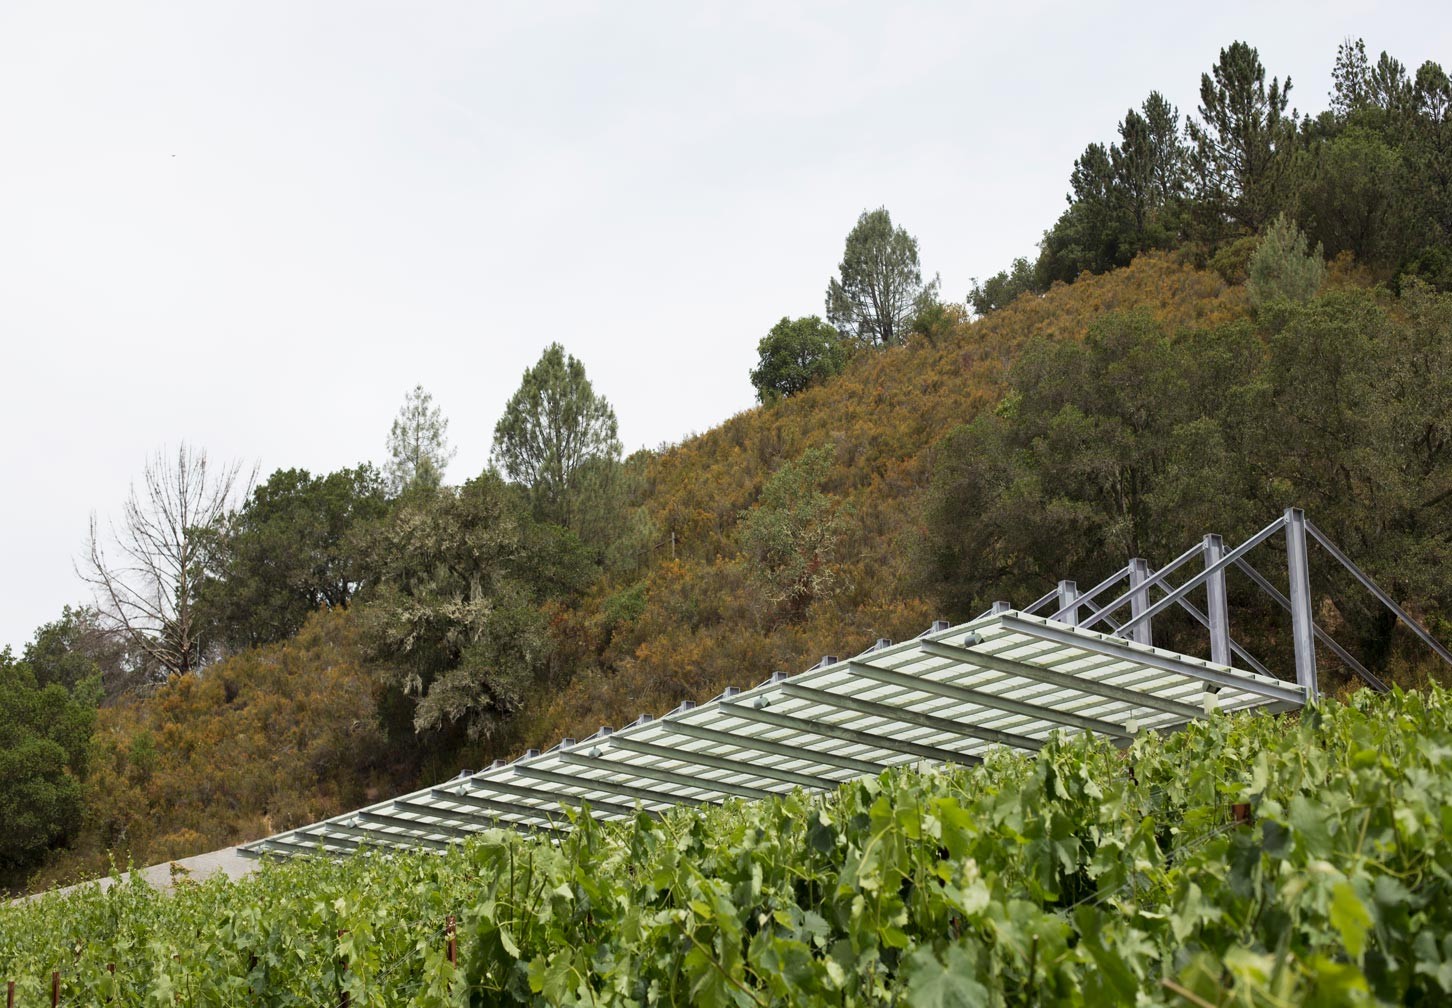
[2,1,1448,652]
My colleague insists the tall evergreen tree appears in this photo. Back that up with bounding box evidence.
[1330,38,1373,121]
[1187,41,1296,235]
[826,208,938,348]
[385,384,455,495]
[1039,143,1131,284]
[491,344,622,531]
[1140,92,1188,207]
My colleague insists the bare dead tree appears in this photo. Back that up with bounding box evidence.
[79,444,253,678]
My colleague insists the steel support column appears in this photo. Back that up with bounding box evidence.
[1285,508,1318,696]
[1056,581,1080,626]
[1127,558,1153,646]
[1203,535,1231,667]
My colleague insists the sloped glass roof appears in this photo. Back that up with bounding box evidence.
[238,610,1305,859]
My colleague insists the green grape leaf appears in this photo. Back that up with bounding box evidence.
[1329,881,1372,962]
[903,944,989,1008]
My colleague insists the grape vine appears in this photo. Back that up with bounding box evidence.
[3,686,1450,1005]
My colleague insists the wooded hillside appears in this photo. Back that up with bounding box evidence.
[6,34,1452,894]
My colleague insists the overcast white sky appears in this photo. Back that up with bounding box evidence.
[2,1,1447,652]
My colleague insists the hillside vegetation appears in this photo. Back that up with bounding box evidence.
[25,246,1452,891]
[527,254,1251,745]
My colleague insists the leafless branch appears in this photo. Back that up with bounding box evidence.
[77,443,255,677]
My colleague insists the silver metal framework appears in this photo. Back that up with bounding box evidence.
[239,508,1451,860]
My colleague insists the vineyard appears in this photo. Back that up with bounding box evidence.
[4,686,1451,1006]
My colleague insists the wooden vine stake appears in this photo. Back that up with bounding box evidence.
[447,916,457,967]
[51,970,59,1008]
[338,929,350,1008]
[7,979,14,1008]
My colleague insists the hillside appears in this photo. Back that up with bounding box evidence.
[25,236,1452,893]
[524,253,1251,746]
[24,612,409,891]
[12,254,1255,888]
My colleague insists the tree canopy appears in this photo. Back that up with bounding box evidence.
[922,282,1452,667]
[355,473,593,740]
[737,447,851,622]
[385,384,455,495]
[826,208,937,348]
[977,37,1452,310]
[749,316,847,403]
[197,465,390,650]
[491,343,622,531]
[1187,41,1296,235]
[0,651,98,885]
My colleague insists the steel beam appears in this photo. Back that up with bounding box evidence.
[555,751,776,800]
[356,811,476,841]
[1081,539,1207,629]
[312,821,453,852]
[429,787,569,827]
[459,775,648,821]
[514,765,722,809]
[919,639,1204,720]
[247,836,337,858]
[1160,591,1275,680]
[1306,520,1452,669]
[995,614,1307,706]
[1055,566,1129,622]
[1022,588,1060,616]
[1111,516,1287,636]
[1232,556,1387,692]
[845,659,1129,738]
[239,838,309,859]
[780,683,1044,752]
[1100,563,1269,677]
[393,798,526,830]
[719,701,982,765]
[1056,581,1081,626]
[658,719,886,776]
[605,735,831,791]
[287,831,366,854]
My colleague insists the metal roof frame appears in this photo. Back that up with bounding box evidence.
[240,508,1451,860]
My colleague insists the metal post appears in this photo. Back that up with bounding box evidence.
[990,600,1011,615]
[1203,535,1231,667]
[1057,581,1080,626]
[1285,508,1318,695]
[1127,559,1153,646]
